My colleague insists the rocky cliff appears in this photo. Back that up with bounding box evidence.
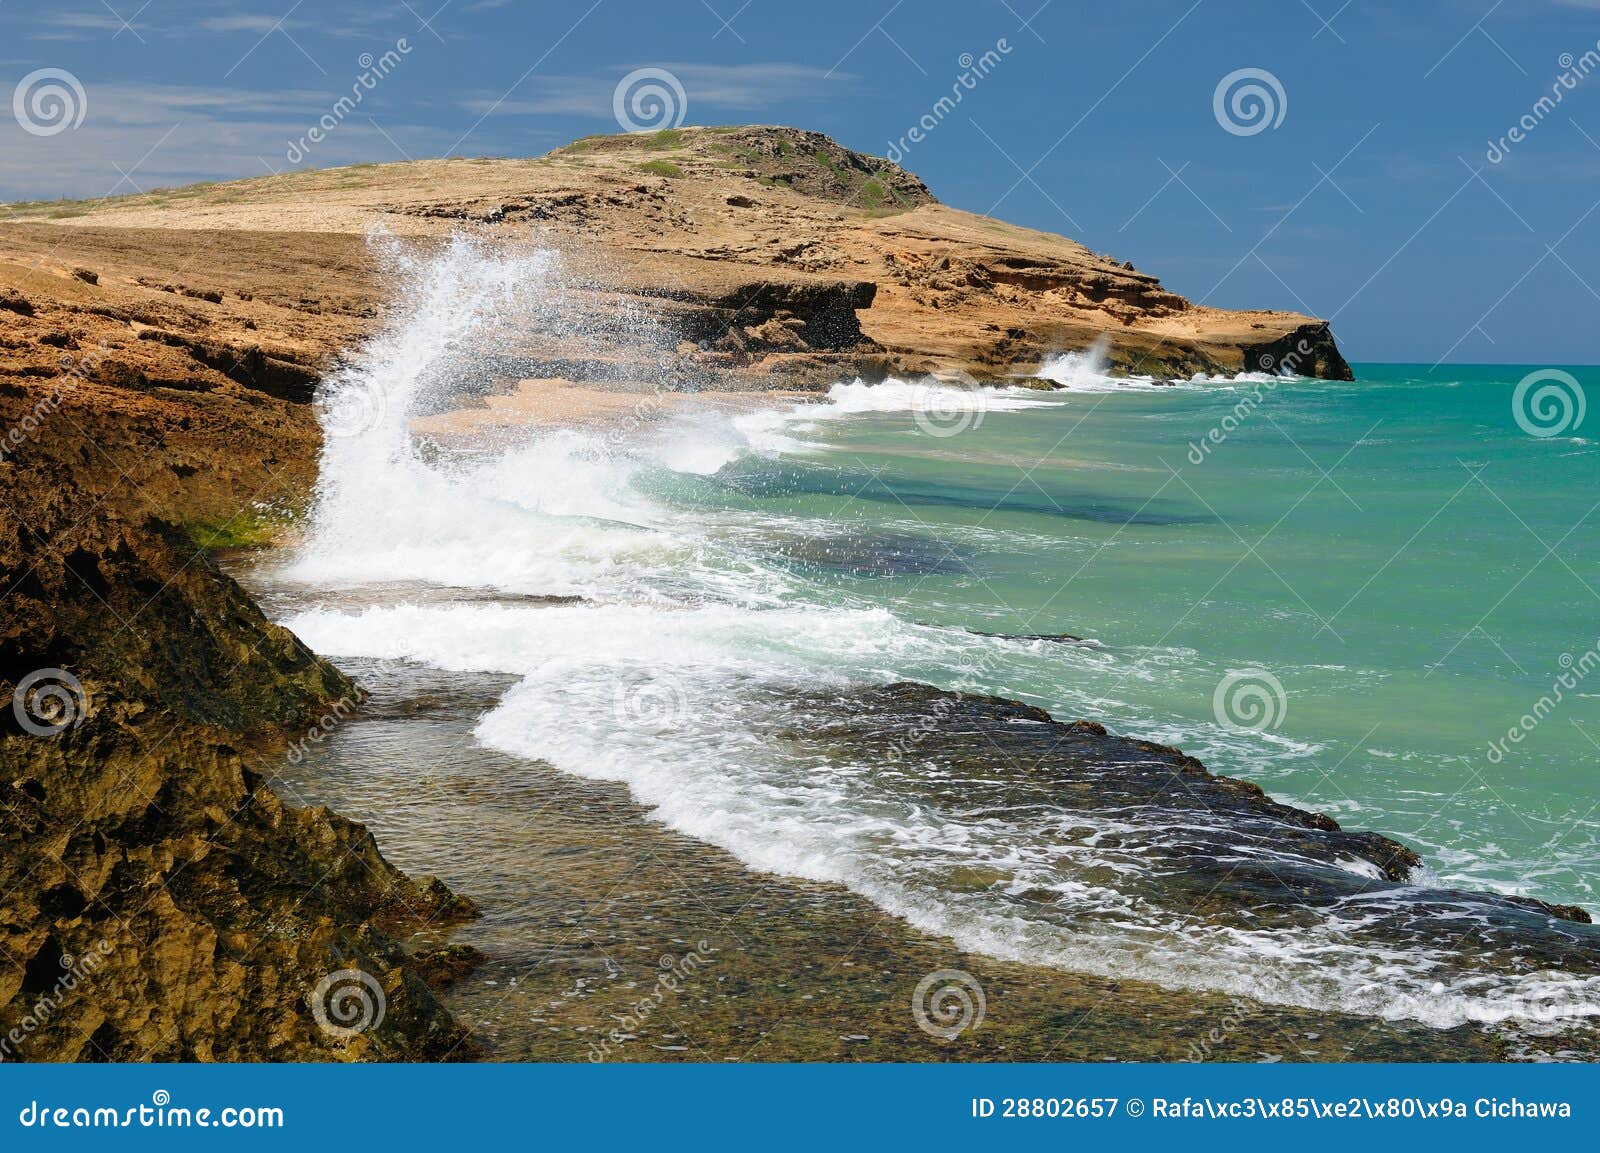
[1,236,470,1060]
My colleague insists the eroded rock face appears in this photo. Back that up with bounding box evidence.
[0,728,475,1062]
[0,240,477,1061]
[0,498,478,1059]
[0,481,479,1059]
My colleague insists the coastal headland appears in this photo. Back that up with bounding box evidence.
[8,127,1588,1062]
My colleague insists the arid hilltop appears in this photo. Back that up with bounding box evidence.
[1,126,1353,1062]
[2,125,1349,395]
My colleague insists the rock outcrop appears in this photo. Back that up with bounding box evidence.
[2,124,1353,387]
[0,240,469,1061]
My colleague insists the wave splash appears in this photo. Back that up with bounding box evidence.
[276,234,1600,1033]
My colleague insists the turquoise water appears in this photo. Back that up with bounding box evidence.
[687,364,1600,909]
[274,241,1600,1025]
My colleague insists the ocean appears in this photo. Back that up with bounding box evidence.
[260,237,1600,1036]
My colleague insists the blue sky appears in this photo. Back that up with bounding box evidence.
[2,0,1598,363]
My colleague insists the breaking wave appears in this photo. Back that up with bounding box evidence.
[270,234,1600,1033]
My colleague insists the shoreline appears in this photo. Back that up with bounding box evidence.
[265,374,1600,1057]
[410,378,823,444]
[257,652,1574,1062]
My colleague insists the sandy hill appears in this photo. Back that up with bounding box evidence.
[1,124,1348,395]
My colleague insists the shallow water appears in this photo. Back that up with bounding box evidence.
[259,235,1600,1035]
[259,658,1580,1061]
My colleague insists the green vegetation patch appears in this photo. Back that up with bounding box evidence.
[810,150,849,185]
[181,503,299,553]
[639,159,685,178]
[642,128,685,149]
[3,196,96,218]
[859,171,915,216]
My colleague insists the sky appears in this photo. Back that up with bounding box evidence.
[2,0,1599,364]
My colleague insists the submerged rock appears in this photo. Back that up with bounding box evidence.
[779,682,1600,985]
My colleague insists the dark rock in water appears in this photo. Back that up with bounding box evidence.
[1242,322,1353,381]
[965,628,1095,645]
[495,592,586,606]
[855,681,1422,880]
[783,682,1599,975]
[411,944,487,991]
[1504,896,1593,926]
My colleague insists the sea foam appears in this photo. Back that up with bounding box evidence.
[273,233,1600,1033]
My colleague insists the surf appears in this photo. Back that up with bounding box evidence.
[266,233,1600,1033]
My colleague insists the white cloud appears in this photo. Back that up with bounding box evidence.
[0,83,450,199]
[27,12,129,41]
[200,15,296,34]
[460,62,847,120]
